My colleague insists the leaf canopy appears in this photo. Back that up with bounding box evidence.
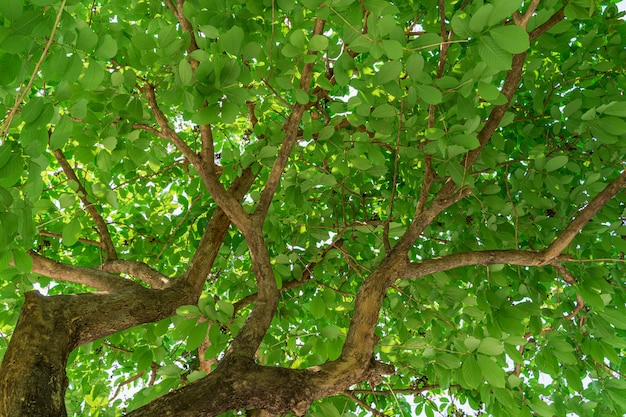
[0,0,625,416]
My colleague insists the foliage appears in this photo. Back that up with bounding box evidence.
[0,0,625,416]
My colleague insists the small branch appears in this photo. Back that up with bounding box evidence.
[27,251,133,291]
[253,18,326,221]
[543,171,626,261]
[143,83,250,232]
[199,124,217,171]
[155,194,203,263]
[102,260,171,289]
[398,250,572,279]
[0,0,67,140]
[38,230,104,248]
[233,235,343,313]
[513,0,541,29]
[51,148,118,261]
[143,84,198,164]
[182,167,256,294]
[342,391,386,417]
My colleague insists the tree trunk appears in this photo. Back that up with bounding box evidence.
[0,292,71,416]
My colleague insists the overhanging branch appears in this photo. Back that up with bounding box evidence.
[28,251,133,291]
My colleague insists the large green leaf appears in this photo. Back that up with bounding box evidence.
[478,35,512,70]
[489,25,529,54]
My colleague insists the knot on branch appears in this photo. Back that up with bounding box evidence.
[364,358,395,387]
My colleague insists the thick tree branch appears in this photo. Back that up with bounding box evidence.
[51,149,118,261]
[28,251,133,291]
[182,167,256,294]
[101,260,171,289]
[127,354,391,417]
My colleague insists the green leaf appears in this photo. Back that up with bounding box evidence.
[488,0,522,26]
[258,145,277,160]
[464,336,481,352]
[598,308,626,330]
[309,295,326,319]
[349,155,372,170]
[12,249,32,273]
[179,59,193,86]
[62,218,82,247]
[416,84,442,104]
[599,101,626,117]
[0,0,23,21]
[217,300,234,317]
[309,35,329,51]
[176,305,200,317]
[489,26,529,54]
[544,155,568,172]
[377,60,402,84]
[294,88,309,105]
[371,104,395,118]
[451,134,480,150]
[0,149,24,188]
[476,354,506,388]
[218,26,244,55]
[382,40,403,60]
[186,320,209,351]
[321,325,340,339]
[81,61,105,91]
[477,82,501,102]
[95,34,118,59]
[406,53,424,79]
[0,54,21,85]
[477,337,504,356]
[589,117,626,144]
[469,4,493,33]
[77,27,98,51]
[478,35,512,70]
[462,356,482,389]
[200,25,219,39]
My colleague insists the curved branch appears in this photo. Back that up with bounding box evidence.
[398,250,571,279]
[28,251,133,291]
[101,260,171,289]
[543,170,626,260]
[51,149,118,261]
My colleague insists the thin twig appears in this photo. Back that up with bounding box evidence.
[52,148,118,260]
[0,0,67,140]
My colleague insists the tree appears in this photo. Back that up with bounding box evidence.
[0,0,625,415]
